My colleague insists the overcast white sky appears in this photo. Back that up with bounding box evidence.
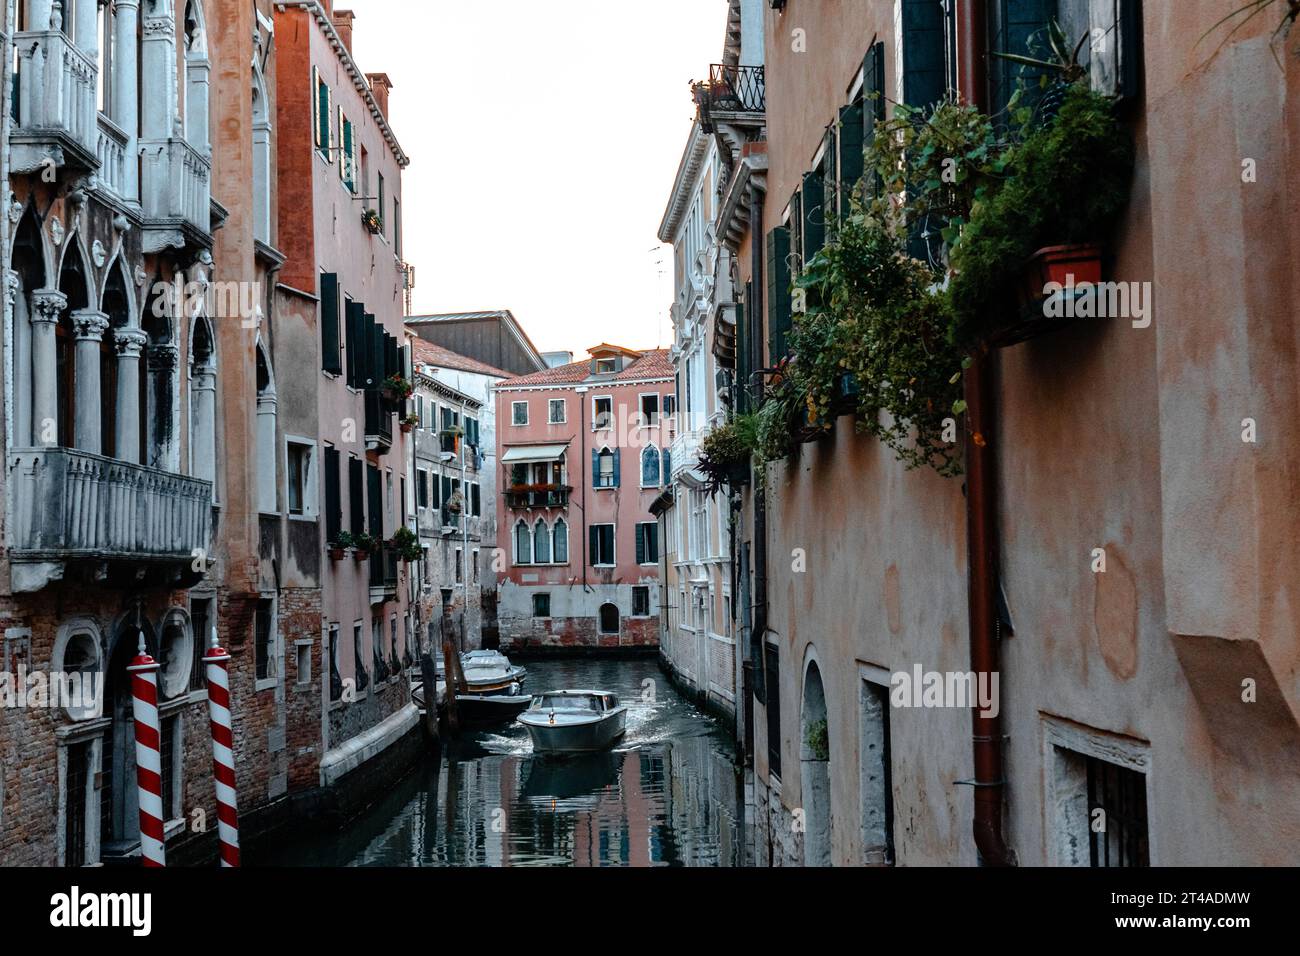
[341,0,731,358]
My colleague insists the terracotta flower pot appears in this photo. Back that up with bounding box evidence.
[1017,243,1102,311]
[328,547,347,561]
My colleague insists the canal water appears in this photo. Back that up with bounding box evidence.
[261,657,749,866]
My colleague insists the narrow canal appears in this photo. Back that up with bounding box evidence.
[260,657,749,866]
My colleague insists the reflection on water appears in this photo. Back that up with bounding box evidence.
[260,658,747,867]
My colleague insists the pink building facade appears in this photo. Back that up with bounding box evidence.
[494,346,675,650]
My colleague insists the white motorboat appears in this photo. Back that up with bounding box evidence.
[457,649,527,694]
[518,690,627,754]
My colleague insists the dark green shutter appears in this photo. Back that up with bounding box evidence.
[612,448,621,488]
[441,475,452,507]
[735,297,749,414]
[589,525,599,566]
[802,170,825,261]
[349,457,364,535]
[837,103,865,217]
[320,274,342,374]
[766,227,792,362]
[863,42,887,198]
[367,464,382,538]
[902,0,948,110]
[471,483,480,516]
[992,0,1057,119]
[592,449,600,488]
[324,446,341,543]
[636,524,646,565]
[662,449,671,483]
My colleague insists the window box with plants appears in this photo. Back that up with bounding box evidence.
[362,208,383,234]
[351,532,379,561]
[389,526,422,564]
[328,530,355,561]
[400,412,419,434]
[697,414,759,495]
[381,374,413,402]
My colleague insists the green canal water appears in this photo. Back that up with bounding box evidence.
[258,657,749,866]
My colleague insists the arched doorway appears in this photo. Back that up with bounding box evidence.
[141,283,175,470]
[55,241,91,449]
[100,617,159,859]
[10,206,47,447]
[801,658,832,866]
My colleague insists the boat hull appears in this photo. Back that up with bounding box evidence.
[520,710,627,754]
[457,693,533,724]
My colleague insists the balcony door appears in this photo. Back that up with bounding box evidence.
[100,619,160,862]
[55,242,90,449]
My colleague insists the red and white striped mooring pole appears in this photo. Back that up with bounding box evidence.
[126,630,166,867]
[203,627,241,867]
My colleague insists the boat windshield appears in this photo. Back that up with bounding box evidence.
[534,694,600,712]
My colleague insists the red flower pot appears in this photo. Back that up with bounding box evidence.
[328,547,347,561]
[1018,244,1102,311]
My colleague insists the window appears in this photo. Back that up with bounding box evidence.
[349,456,365,535]
[339,109,357,191]
[641,446,661,487]
[512,401,528,426]
[377,173,387,234]
[328,624,342,702]
[160,714,181,822]
[471,482,481,517]
[394,197,403,257]
[296,642,312,687]
[598,602,619,634]
[640,393,659,426]
[533,519,551,563]
[593,396,613,430]
[416,468,429,508]
[313,67,332,159]
[455,548,463,584]
[632,586,650,617]
[596,357,617,374]
[472,549,480,583]
[189,597,213,692]
[353,621,368,692]
[514,519,532,565]
[765,643,781,777]
[63,740,92,867]
[594,447,618,489]
[663,394,677,419]
[533,594,551,618]
[286,440,314,517]
[324,445,342,543]
[860,677,896,865]
[1084,757,1149,867]
[552,519,569,564]
[635,522,659,565]
[255,598,275,682]
[548,398,566,423]
[590,523,615,567]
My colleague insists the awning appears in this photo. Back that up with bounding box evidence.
[501,443,569,464]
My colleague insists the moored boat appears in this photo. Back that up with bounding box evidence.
[518,690,627,754]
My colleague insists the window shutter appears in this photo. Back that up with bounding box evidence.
[590,525,599,566]
[613,448,621,487]
[321,273,341,374]
[649,524,658,563]
[367,464,383,538]
[802,170,825,261]
[338,108,347,180]
[324,447,341,542]
[662,449,671,483]
[837,103,865,217]
[345,301,364,387]
[863,42,887,197]
[471,483,480,517]
[992,0,1057,119]
[312,66,321,149]
[735,297,748,414]
[765,227,792,362]
[591,449,599,488]
[364,314,380,388]
[636,524,646,566]
[902,0,948,110]
[349,457,364,535]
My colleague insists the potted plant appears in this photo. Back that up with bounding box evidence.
[389,526,421,563]
[352,531,378,560]
[697,414,758,496]
[382,374,413,401]
[399,412,419,434]
[445,490,464,516]
[328,530,354,561]
[362,208,383,234]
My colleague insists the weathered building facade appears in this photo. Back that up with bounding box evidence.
[407,337,506,651]
[721,0,1300,867]
[494,346,673,651]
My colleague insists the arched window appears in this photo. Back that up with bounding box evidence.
[183,0,210,154]
[533,518,551,564]
[595,446,617,488]
[256,341,277,513]
[55,242,90,449]
[513,519,531,565]
[10,206,46,448]
[141,283,177,471]
[553,519,569,565]
[189,316,217,488]
[641,445,661,487]
[252,65,272,243]
[598,602,619,635]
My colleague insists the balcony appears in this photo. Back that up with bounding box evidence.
[365,390,394,453]
[7,448,213,593]
[693,64,765,134]
[368,545,399,604]
[12,30,100,171]
[139,136,212,250]
[504,485,572,510]
[95,113,130,199]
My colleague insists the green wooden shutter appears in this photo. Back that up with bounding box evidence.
[591,449,600,488]
[367,464,382,538]
[349,457,365,535]
[345,301,364,387]
[735,296,748,414]
[320,273,342,374]
[662,449,671,483]
[317,74,331,158]
[992,0,1058,120]
[837,103,865,218]
[766,227,792,362]
[324,446,341,543]
[589,525,599,566]
[802,170,825,261]
[902,0,948,110]
[636,524,646,565]
[365,314,380,388]
[863,42,887,198]
[612,448,621,488]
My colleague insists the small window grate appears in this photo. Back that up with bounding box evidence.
[1087,756,1149,867]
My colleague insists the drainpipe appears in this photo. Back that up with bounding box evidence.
[957,0,1012,867]
[576,385,590,594]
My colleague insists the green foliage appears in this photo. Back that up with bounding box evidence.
[390,526,421,562]
[697,414,759,495]
[805,718,829,761]
[352,532,378,554]
[946,84,1133,348]
[331,530,355,550]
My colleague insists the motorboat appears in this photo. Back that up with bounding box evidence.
[457,650,528,694]
[456,683,533,724]
[518,690,627,754]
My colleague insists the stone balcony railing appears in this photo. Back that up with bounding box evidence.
[12,30,99,169]
[95,113,130,198]
[7,449,213,591]
[140,136,212,246]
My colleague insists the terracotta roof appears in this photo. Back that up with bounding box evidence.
[497,349,673,388]
[410,338,510,378]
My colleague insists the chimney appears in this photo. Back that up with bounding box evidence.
[330,9,355,54]
[367,73,393,119]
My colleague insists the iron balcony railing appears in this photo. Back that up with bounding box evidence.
[504,485,572,510]
[694,64,765,133]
